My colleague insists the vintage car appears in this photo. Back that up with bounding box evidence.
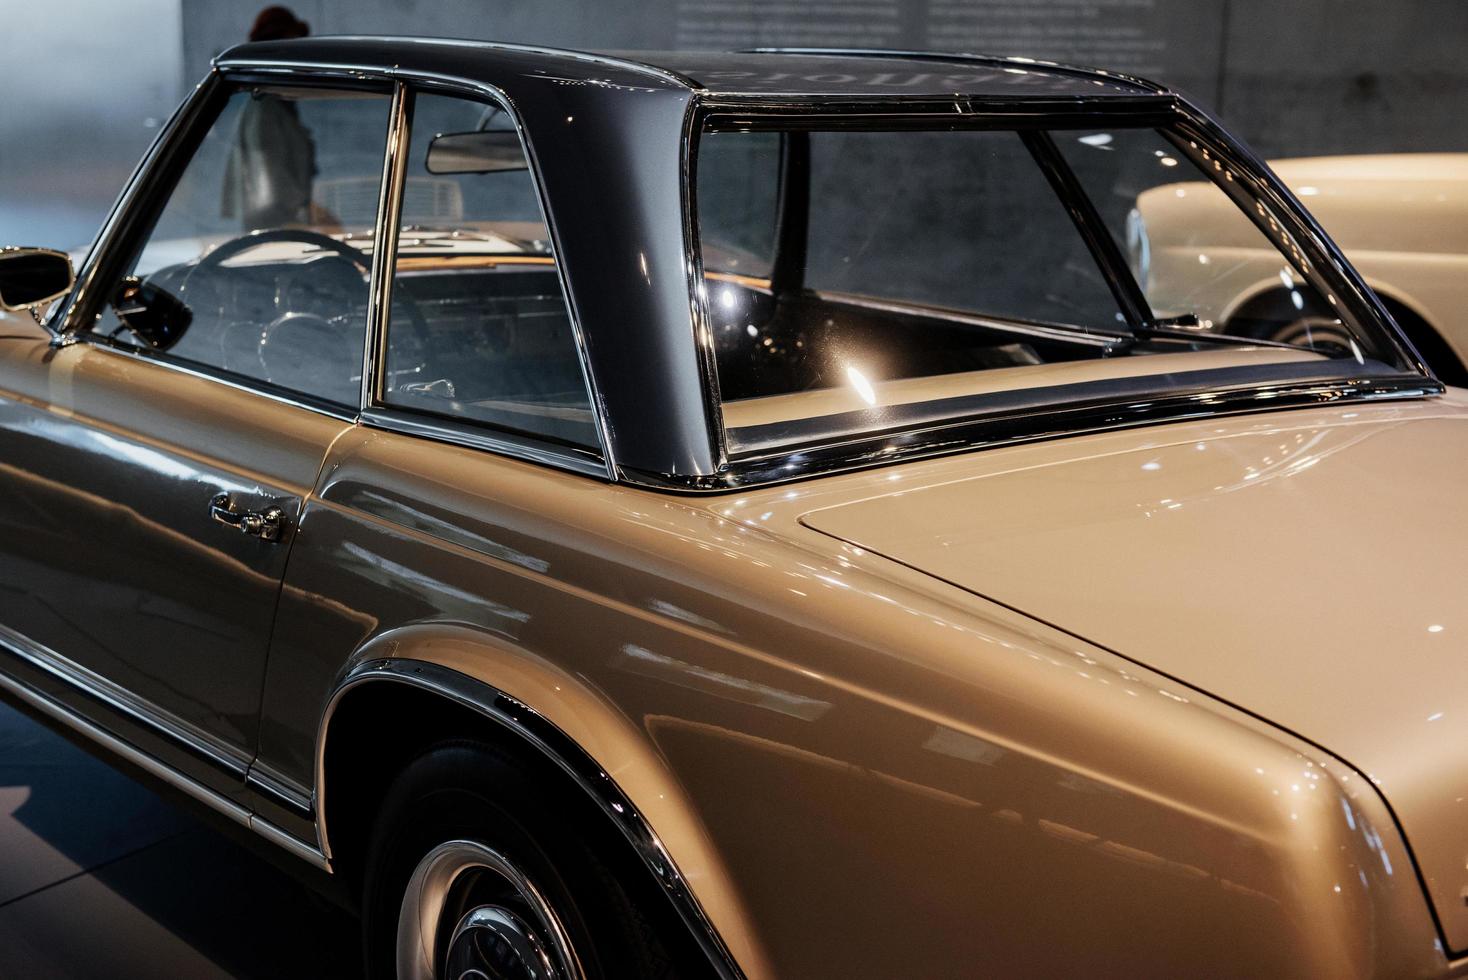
[0,38,1464,979]
[1131,150,1468,386]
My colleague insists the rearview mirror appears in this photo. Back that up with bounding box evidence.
[0,247,74,312]
[111,277,192,351]
[426,131,528,175]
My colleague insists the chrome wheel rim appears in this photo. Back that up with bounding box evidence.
[397,840,585,980]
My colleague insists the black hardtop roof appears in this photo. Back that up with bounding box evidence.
[210,35,1189,483]
[218,36,1167,100]
[614,49,1164,97]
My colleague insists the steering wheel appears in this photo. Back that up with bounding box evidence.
[192,227,372,275]
[180,228,432,396]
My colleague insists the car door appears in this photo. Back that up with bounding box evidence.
[0,76,393,797]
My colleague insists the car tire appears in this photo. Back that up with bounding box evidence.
[361,739,680,980]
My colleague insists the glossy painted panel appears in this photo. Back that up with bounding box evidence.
[0,329,348,772]
[799,394,1468,955]
[259,417,1456,977]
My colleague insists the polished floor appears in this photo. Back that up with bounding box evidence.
[0,701,361,978]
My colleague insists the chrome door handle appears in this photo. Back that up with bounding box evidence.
[208,493,285,542]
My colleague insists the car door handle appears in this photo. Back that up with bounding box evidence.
[208,493,285,543]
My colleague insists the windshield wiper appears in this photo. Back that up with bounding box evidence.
[1122,314,1330,355]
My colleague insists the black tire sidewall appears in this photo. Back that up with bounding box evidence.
[360,739,672,980]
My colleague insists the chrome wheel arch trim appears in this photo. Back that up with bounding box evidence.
[315,657,748,980]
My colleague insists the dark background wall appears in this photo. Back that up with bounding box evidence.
[7,0,1468,251]
[0,0,182,249]
[175,0,1468,159]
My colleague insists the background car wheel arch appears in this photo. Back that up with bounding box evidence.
[1370,290,1468,386]
[1221,278,1467,385]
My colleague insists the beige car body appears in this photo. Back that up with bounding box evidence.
[3,304,1467,976]
[3,41,1466,980]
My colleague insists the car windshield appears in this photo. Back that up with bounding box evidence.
[695,121,1419,456]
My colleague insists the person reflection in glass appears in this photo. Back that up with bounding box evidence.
[221,7,317,231]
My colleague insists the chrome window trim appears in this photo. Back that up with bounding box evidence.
[629,372,1444,492]
[0,623,328,870]
[77,338,361,423]
[675,95,1440,489]
[361,80,411,414]
[360,406,609,479]
[216,60,619,481]
[679,97,732,475]
[1164,105,1430,376]
[316,658,747,980]
[808,289,1122,348]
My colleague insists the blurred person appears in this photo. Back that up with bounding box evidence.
[247,4,310,42]
[221,7,317,230]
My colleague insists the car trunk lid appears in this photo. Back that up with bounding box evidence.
[800,411,1468,950]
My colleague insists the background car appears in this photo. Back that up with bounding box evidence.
[1131,151,1468,383]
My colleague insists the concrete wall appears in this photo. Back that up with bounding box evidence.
[5,1,1466,252]
[179,0,1468,157]
[0,0,183,249]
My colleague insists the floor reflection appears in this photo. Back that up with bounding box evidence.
[0,702,360,978]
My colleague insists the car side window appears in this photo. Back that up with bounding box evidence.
[93,83,392,407]
[377,91,598,450]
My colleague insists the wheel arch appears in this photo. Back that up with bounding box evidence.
[1219,275,1468,384]
[313,625,765,980]
[1366,286,1468,386]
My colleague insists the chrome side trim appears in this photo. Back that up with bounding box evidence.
[252,813,329,870]
[0,629,328,871]
[0,665,249,823]
[0,622,250,775]
[245,764,314,819]
[317,659,746,980]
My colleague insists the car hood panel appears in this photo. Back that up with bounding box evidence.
[800,411,1468,949]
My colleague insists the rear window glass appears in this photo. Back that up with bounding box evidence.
[695,122,1407,455]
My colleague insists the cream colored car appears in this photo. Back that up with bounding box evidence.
[1,39,1465,980]
[1132,151,1468,384]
